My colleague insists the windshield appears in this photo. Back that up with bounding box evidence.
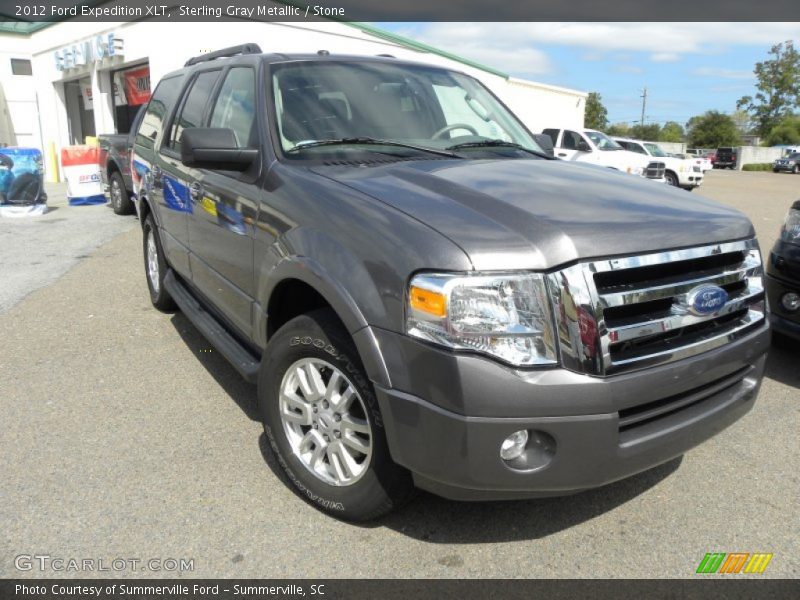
[643,142,668,157]
[585,130,623,151]
[271,61,542,158]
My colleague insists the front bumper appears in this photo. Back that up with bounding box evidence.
[773,163,797,172]
[766,242,800,339]
[372,324,769,500]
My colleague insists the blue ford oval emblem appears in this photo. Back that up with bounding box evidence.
[686,285,728,316]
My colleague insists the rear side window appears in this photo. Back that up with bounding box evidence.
[627,143,647,154]
[542,129,559,145]
[167,70,221,153]
[562,131,584,150]
[209,67,257,147]
[136,75,184,150]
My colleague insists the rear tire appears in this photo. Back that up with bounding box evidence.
[259,308,414,521]
[143,214,176,312]
[110,171,134,215]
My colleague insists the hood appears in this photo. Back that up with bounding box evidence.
[312,158,754,271]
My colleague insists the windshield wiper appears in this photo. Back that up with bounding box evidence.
[286,137,461,158]
[445,139,551,158]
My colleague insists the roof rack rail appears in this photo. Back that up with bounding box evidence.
[184,44,263,67]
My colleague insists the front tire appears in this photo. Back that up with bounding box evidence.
[259,309,413,521]
[664,171,679,187]
[793,165,799,175]
[143,214,176,312]
[110,171,134,215]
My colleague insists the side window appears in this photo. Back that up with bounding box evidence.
[629,143,647,154]
[136,75,184,150]
[167,70,220,153]
[209,68,257,147]
[542,128,559,145]
[562,130,584,150]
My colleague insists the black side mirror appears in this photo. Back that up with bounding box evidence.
[577,140,592,153]
[532,134,555,157]
[180,128,258,171]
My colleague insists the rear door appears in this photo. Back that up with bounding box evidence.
[158,69,222,281]
[187,65,260,338]
[133,75,188,276]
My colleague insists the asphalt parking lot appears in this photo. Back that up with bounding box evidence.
[1,170,798,579]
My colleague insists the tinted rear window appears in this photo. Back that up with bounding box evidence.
[137,75,184,150]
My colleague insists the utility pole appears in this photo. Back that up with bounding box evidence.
[640,87,648,126]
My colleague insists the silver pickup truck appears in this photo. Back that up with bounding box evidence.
[132,45,769,521]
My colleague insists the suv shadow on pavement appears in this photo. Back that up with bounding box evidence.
[170,313,261,421]
[766,339,800,388]
[257,433,681,543]
[174,311,685,541]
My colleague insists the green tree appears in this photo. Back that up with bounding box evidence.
[584,92,609,130]
[659,121,685,142]
[765,115,800,146]
[730,109,753,137]
[687,111,741,148]
[606,122,630,137]
[629,123,661,141]
[737,40,800,137]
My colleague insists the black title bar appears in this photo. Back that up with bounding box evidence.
[3,0,800,23]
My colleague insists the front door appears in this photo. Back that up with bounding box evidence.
[187,66,260,339]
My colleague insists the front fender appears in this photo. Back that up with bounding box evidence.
[255,230,395,387]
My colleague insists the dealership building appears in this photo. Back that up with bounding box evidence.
[0,17,587,181]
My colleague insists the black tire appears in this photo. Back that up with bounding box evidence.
[142,214,177,312]
[110,171,134,215]
[258,308,413,521]
[774,169,779,173]
[793,165,799,175]
[664,171,679,187]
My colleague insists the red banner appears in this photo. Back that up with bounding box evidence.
[124,66,151,105]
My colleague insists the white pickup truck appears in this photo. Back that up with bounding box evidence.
[541,128,665,182]
[614,138,704,191]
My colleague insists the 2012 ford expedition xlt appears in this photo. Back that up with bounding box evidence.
[131,45,769,521]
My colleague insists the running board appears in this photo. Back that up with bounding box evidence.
[164,270,260,384]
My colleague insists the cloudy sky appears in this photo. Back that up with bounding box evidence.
[380,22,798,127]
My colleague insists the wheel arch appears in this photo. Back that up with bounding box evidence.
[259,260,391,388]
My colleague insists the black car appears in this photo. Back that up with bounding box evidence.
[766,200,800,340]
[715,146,738,169]
[773,153,800,174]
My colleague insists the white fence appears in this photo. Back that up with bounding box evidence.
[736,146,784,169]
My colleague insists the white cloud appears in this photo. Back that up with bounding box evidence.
[414,22,798,57]
[692,67,754,79]
[651,52,680,62]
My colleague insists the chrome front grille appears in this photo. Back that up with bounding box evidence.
[645,161,666,179]
[547,239,766,376]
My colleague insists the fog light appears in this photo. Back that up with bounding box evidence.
[782,292,800,312]
[500,430,529,461]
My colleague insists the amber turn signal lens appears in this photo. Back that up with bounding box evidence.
[409,285,447,318]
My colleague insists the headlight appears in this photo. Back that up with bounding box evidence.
[780,208,800,244]
[626,166,644,176]
[406,272,558,366]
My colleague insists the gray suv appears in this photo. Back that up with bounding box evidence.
[132,45,769,521]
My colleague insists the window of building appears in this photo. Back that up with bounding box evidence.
[112,63,152,134]
[10,58,32,76]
